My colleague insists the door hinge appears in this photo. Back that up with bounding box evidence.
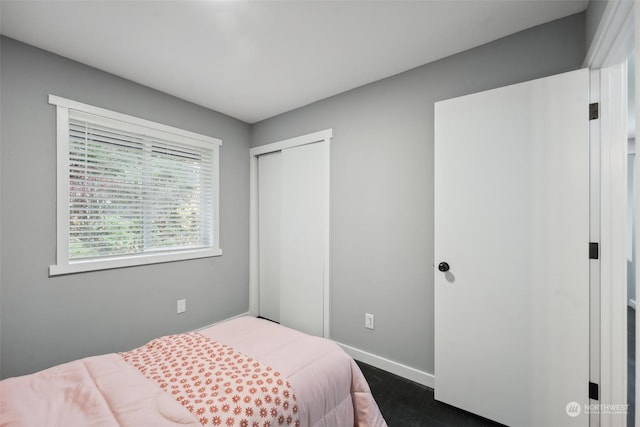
[589,242,599,260]
[589,382,599,400]
[589,103,599,120]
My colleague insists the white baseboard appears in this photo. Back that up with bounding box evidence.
[335,341,435,389]
[196,311,251,331]
[629,299,636,309]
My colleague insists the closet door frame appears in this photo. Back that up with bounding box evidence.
[249,129,333,338]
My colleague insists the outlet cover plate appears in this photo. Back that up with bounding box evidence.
[177,299,186,314]
[365,313,374,330]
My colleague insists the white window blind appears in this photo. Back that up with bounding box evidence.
[49,95,222,275]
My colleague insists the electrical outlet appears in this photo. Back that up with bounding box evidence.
[177,299,186,314]
[365,313,374,330]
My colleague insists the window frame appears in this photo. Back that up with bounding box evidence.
[49,95,222,276]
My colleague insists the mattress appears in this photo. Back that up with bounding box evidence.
[0,316,387,427]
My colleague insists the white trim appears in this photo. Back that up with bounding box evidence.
[195,311,252,331]
[633,7,640,425]
[249,155,260,316]
[49,95,222,146]
[599,61,628,427]
[336,342,435,389]
[50,248,222,276]
[212,141,221,252]
[249,129,332,157]
[322,135,331,337]
[589,69,602,427]
[585,4,636,426]
[55,105,70,269]
[635,7,640,421]
[583,0,634,69]
[249,129,333,338]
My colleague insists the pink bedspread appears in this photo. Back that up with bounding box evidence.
[197,317,386,427]
[0,353,201,427]
[0,316,387,427]
[121,331,299,426]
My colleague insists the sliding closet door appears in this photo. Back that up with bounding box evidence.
[279,143,325,337]
[258,152,282,323]
[254,133,329,337]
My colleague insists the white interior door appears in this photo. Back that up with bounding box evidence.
[434,68,590,426]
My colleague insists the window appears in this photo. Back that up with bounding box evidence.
[49,95,222,276]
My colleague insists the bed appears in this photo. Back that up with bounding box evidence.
[0,316,387,427]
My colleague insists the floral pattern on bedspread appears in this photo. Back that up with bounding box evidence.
[121,332,299,427]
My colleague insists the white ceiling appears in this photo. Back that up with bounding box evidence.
[0,0,587,124]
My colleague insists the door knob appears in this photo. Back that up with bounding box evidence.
[438,262,450,272]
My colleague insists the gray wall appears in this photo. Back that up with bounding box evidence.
[1,12,588,380]
[0,37,251,379]
[251,13,586,374]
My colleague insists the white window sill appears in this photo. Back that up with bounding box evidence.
[49,248,223,276]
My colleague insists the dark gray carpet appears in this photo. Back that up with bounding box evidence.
[356,361,503,427]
